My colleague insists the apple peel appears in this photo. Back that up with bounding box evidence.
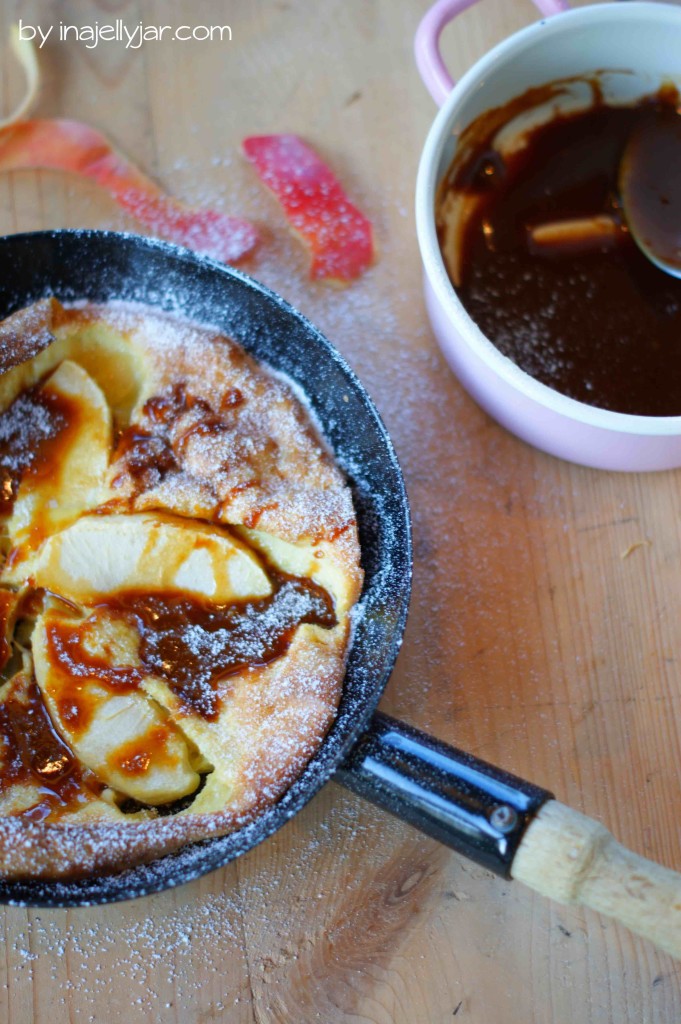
[0,118,259,264]
[242,134,374,284]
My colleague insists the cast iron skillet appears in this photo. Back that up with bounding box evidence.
[2,233,680,956]
[0,229,548,907]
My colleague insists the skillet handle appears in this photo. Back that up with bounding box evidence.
[337,713,681,957]
[512,801,681,960]
[335,711,552,877]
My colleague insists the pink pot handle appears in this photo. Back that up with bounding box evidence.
[415,0,571,106]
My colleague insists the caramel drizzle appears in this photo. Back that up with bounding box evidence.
[46,570,337,724]
[0,382,78,518]
[0,676,104,821]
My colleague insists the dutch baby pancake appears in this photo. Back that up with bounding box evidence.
[0,297,362,879]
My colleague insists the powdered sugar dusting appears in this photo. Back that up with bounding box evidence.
[94,300,359,547]
[0,299,56,374]
[3,888,245,1015]
[0,789,420,1019]
[180,583,328,667]
[0,390,60,471]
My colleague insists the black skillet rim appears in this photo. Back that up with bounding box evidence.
[0,230,413,907]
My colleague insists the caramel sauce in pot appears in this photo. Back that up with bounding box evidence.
[437,82,681,416]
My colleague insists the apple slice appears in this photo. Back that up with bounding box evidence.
[32,511,272,603]
[1,359,111,581]
[32,609,202,805]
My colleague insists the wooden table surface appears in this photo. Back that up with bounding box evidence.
[2,0,681,1021]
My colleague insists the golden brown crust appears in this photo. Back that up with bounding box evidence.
[0,299,362,880]
[102,303,360,549]
[0,298,58,375]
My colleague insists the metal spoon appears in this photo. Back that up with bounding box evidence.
[619,105,681,278]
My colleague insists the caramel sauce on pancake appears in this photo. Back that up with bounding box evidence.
[109,726,183,779]
[45,571,336,726]
[0,677,104,821]
[112,428,178,489]
[111,382,247,492]
[0,384,79,518]
[0,590,16,672]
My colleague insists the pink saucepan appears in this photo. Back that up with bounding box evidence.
[415,0,681,470]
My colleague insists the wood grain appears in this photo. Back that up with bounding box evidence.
[2,0,681,1021]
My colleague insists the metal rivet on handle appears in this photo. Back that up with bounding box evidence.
[490,805,518,833]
